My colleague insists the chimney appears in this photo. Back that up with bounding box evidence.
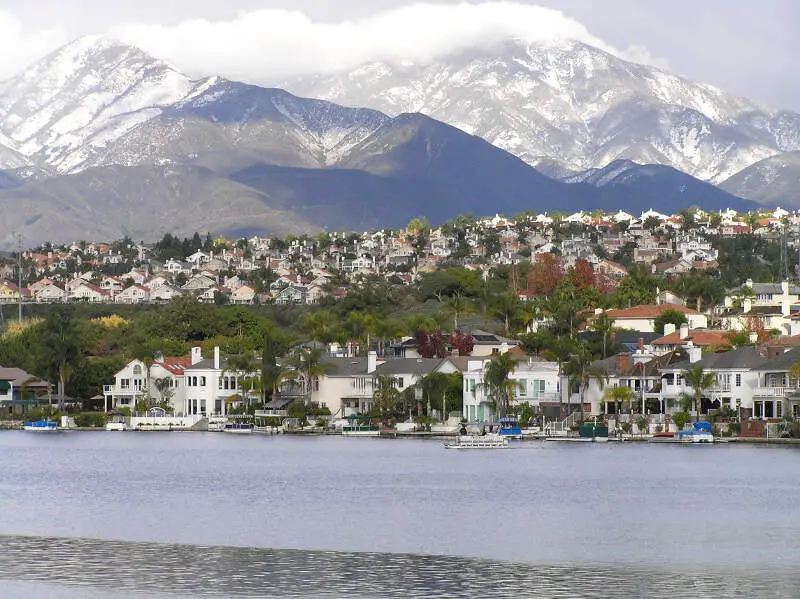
[679,324,689,340]
[500,342,509,354]
[745,278,754,288]
[688,346,702,363]
[663,323,677,336]
[191,347,202,365]
[367,351,378,373]
[615,353,632,374]
[214,346,220,370]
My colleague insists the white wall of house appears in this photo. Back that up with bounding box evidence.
[462,358,561,422]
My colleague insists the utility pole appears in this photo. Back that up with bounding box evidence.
[17,233,23,323]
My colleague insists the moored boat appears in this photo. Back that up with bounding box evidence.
[207,416,227,432]
[497,416,522,439]
[223,422,254,434]
[675,421,714,443]
[444,433,509,449]
[23,419,59,432]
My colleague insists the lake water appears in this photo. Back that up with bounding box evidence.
[0,432,798,598]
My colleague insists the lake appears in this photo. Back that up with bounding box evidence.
[0,432,798,598]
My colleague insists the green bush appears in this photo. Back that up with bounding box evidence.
[672,411,690,430]
[74,412,108,428]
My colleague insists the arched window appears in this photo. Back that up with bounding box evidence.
[133,365,142,376]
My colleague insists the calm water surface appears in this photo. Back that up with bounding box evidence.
[0,432,797,598]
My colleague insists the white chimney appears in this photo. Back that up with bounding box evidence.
[367,351,377,373]
[663,323,676,336]
[500,342,509,354]
[191,347,202,365]
[214,346,220,370]
[679,324,689,340]
[688,346,702,363]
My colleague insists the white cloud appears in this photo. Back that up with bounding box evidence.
[0,11,68,80]
[107,2,665,84]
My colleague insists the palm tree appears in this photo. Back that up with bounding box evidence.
[417,372,451,421]
[482,352,522,419]
[288,346,334,407]
[372,375,400,424]
[681,364,717,421]
[40,309,80,411]
[564,344,607,423]
[445,292,473,331]
[152,377,174,411]
[224,351,260,410]
[590,312,616,358]
[602,385,634,422]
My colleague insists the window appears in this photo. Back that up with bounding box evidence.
[777,401,783,419]
[120,378,130,390]
[735,374,742,387]
[200,376,206,387]
[133,365,142,376]
[532,380,545,397]
[397,377,404,388]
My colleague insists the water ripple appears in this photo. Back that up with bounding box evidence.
[0,535,795,599]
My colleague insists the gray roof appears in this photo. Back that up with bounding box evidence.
[754,348,800,372]
[0,367,47,386]
[729,282,800,295]
[374,358,446,376]
[185,358,230,371]
[663,347,767,372]
[322,357,369,376]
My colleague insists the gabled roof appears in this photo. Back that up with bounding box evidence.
[605,303,699,319]
[653,329,729,347]
[156,357,192,376]
[753,347,800,372]
[662,346,767,372]
[374,358,447,376]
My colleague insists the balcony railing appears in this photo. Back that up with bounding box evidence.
[753,387,795,397]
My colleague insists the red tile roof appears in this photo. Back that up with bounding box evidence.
[653,329,728,347]
[605,303,700,319]
[157,357,192,376]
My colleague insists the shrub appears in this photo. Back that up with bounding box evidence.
[672,411,690,430]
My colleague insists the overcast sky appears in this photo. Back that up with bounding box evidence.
[1,0,798,110]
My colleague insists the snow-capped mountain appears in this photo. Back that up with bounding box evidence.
[0,35,760,246]
[0,36,389,175]
[286,39,800,183]
[720,151,800,207]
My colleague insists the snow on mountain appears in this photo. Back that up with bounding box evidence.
[285,39,800,183]
[719,151,800,207]
[0,35,198,173]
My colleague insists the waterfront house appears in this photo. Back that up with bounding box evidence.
[657,346,766,418]
[460,355,561,423]
[103,353,191,413]
[0,367,51,416]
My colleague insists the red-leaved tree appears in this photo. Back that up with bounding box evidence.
[527,253,564,296]
[448,330,474,356]
[415,329,449,358]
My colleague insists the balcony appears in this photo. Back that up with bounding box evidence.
[753,387,795,398]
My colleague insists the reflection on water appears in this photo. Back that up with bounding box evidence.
[0,534,796,599]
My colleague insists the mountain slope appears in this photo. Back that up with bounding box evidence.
[286,39,800,183]
[0,36,203,174]
[0,164,318,246]
[562,159,757,213]
[719,152,800,208]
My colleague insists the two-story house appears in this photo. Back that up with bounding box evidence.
[461,355,561,423]
[104,353,192,413]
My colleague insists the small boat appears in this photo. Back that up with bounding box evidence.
[105,422,128,431]
[675,422,714,443]
[223,422,254,434]
[23,419,59,432]
[342,415,380,437]
[497,416,522,439]
[207,416,227,432]
[444,433,509,449]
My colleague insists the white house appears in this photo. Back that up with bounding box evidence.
[115,284,150,304]
[598,304,707,334]
[103,354,192,413]
[461,356,561,423]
